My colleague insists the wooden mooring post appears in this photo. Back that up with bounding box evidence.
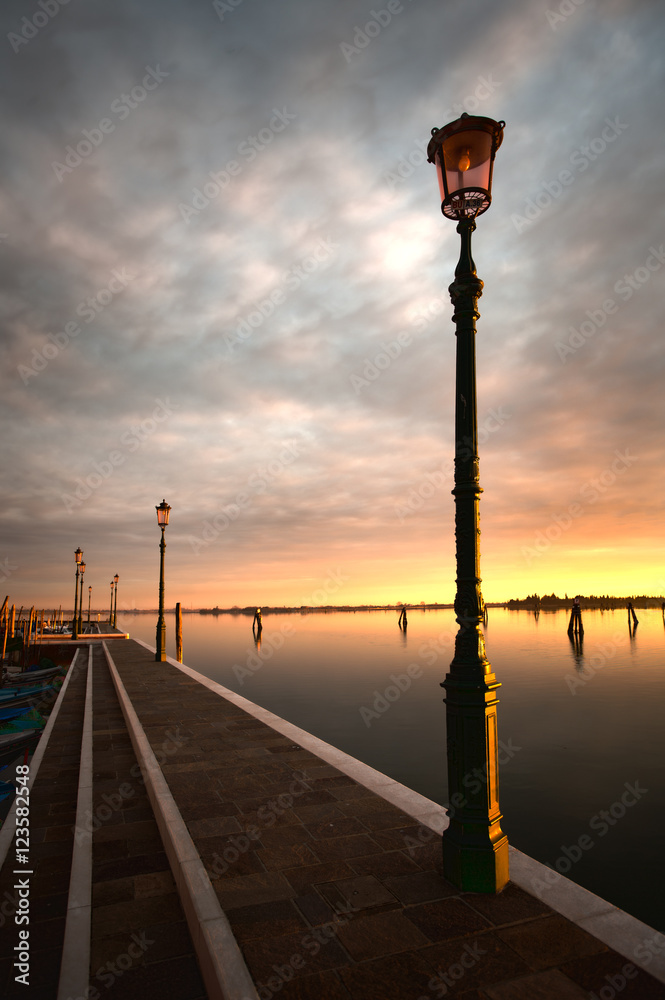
[568,599,584,636]
[175,602,183,662]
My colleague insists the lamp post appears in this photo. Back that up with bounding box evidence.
[72,547,82,640]
[87,586,92,624]
[109,581,114,626]
[155,499,171,661]
[427,113,509,893]
[113,574,119,627]
[78,562,86,633]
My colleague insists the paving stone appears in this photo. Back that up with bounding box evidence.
[381,870,458,904]
[225,899,309,942]
[335,908,431,961]
[318,874,398,912]
[497,914,608,971]
[561,949,665,1000]
[308,833,383,862]
[349,850,421,877]
[258,842,320,870]
[482,968,590,999]
[338,950,437,999]
[420,930,532,993]
[279,970,352,999]
[241,926,351,982]
[404,897,494,943]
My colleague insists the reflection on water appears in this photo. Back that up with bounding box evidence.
[118,606,664,931]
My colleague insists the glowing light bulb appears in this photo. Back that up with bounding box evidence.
[458,150,471,172]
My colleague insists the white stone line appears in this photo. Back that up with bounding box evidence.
[102,642,259,1000]
[57,644,94,1000]
[0,646,84,870]
[133,636,665,985]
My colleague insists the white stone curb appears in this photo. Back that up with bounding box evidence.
[103,641,259,1000]
[57,644,94,1000]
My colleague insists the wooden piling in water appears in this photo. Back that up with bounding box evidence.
[567,602,584,635]
[175,602,183,663]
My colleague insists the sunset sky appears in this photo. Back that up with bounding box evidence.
[1,0,664,612]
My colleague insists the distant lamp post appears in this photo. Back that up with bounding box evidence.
[109,581,114,626]
[427,113,508,893]
[155,499,171,661]
[78,561,86,634]
[87,585,92,624]
[72,547,83,640]
[113,573,119,627]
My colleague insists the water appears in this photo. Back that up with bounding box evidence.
[117,606,665,932]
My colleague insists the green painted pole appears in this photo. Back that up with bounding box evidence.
[156,526,166,661]
[440,218,509,893]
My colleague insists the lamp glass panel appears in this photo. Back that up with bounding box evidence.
[442,130,492,195]
[156,503,171,527]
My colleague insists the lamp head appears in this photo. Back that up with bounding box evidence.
[427,113,505,220]
[156,499,171,528]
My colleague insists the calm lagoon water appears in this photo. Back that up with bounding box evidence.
[117,606,665,932]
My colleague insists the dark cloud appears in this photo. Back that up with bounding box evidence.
[1,0,664,607]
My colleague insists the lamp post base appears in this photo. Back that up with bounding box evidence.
[442,827,509,894]
[155,621,166,662]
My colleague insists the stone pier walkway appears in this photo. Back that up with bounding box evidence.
[0,638,663,1000]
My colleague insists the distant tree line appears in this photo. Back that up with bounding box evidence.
[507,594,663,610]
